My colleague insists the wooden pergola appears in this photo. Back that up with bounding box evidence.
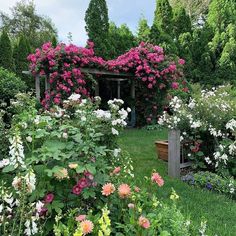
[23,68,136,126]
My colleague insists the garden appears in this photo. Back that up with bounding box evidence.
[0,0,236,235]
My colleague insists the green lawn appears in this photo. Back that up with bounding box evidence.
[119,128,236,236]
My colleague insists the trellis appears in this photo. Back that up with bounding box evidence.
[23,68,136,126]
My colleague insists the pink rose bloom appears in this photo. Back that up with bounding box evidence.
[146,117,152,123]
[78,178,90,189]
[113,167,121,175]
[75,215,87,222]
[72,184,82,195]
[44,193,54,204]
[139,216,150,229]
[178,58,185,65]
[171,82,179,90]
[134,186,140,192]
[147,83,153,89]
[151,172,164,187]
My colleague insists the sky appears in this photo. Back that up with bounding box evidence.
[0,0,156,46]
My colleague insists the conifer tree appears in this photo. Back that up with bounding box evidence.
[137,17,150,43]
[0,30,13,70]
[85,0,109,58]
[173,7,192,38]
[152,0,173,36]
[14,35,32,88]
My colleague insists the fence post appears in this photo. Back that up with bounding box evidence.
[168,129,180,178]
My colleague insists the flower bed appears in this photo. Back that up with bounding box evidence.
[0,93,209,235]
[182,171,236,199]
[158,85,236,178]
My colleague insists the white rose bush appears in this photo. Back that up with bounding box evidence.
[158,85,236,178]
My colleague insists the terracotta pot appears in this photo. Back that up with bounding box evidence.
[155,140,168,161]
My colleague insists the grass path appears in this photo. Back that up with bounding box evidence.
[119,129,236,236]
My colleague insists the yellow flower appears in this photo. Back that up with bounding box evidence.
[98,206,111,236]
[69,163,78,169]
[170,188,179,201]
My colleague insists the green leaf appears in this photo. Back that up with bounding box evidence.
[2,165,15,173]
[76,165,86,174]
[85,164,96,175]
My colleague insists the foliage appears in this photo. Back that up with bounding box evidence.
[0,0,57,49]
[207,0,236,33]
[106,22,137,59]
[173,6,192,37]
[0,67,26,103]
[14,35,33,88]
[85,0,109,58]
[182,171,236,199]
[170,0,211,22]
[158,85,236,177]
[0,93,130,234]
[136,16,150,43]
[153,0,173,36]
[0,30,13,70]
[53,172,199,235]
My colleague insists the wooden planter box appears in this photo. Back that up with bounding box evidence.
[155,140,168,161]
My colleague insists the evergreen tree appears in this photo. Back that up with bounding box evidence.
[153,0,173,36]
[14,35,32,88]
[137,16,150,43]
[0,30,13,70]
[107,22,136,59]
[51,35,58,47]
[149,23,177,54]
[85,0,109,58]
[207,0,236,33]
[173,7,192,38]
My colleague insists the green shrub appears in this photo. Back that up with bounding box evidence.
[0,67,26,102]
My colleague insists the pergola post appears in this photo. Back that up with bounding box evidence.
[45,76,50,91]
[95,81,99,96]
[35,75,40,101]
[117,80,121,99]
[130,80,136,127]
[168,129,180,178]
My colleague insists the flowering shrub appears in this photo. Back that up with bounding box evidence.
[28,41,187,125]
[53,171,202,236]
[182,171,236,199]
[0,93,130,234]
[107,42,188,125]
[27,41,105,108]
[158,85,236,177]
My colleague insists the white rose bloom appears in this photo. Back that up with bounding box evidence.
[111,128,119,135]
[113,148,121,157]
[127,107,131,113]
[26,136,33,143]
[81,116,86,122]
[68,93,81,101]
